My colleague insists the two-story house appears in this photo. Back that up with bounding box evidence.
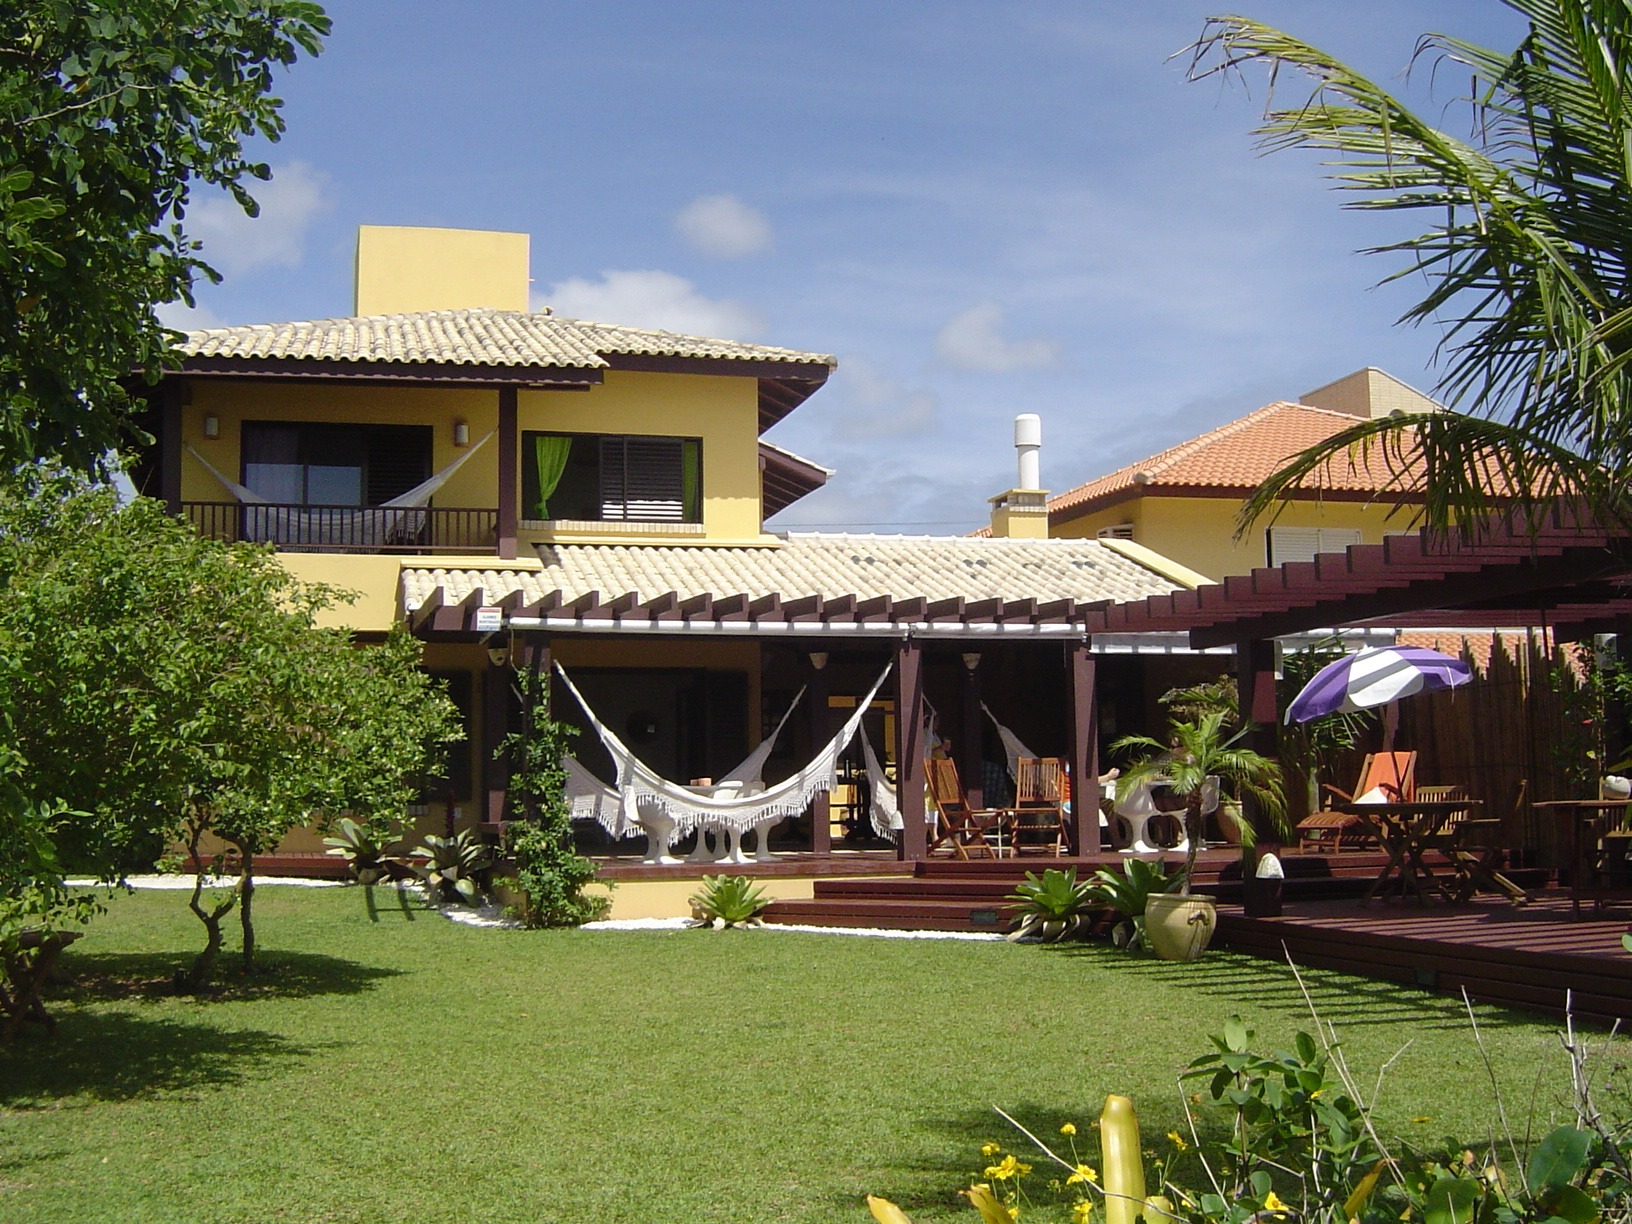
[1043,369,1439,581]
[137,226,1211,878]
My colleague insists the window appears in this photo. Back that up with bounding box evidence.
[1265,526,1363,566]
[241,422,431,506]
[523,431,702,523]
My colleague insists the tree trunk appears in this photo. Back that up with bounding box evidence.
[238,851,256,973]
[181,817,239,993]
[1180,797,1203,895]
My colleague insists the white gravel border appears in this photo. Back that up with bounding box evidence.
[73,877,1004,941]
[67,874,346,890]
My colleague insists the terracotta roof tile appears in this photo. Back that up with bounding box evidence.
[1048,402,1423,520]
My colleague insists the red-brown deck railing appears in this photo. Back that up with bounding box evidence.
[183,501,498,554]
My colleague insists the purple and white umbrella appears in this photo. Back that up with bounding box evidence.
[1285,645,1472,724]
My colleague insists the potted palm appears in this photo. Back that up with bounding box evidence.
[1112,710,1285,960]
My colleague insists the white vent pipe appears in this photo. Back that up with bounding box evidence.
[1015,413,1041,489]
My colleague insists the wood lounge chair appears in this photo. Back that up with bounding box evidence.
[925,757,1009,859]
[1296,751,1417,853]
[1010,757,1069,856]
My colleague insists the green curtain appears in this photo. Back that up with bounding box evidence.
[532,435,572,519]
[680,439,702,523]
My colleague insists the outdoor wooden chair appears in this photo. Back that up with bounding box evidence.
[1419,785,1529,904]
[1296,751,1417,853]
[925,757,1009,859]
[1010,757,1069,856]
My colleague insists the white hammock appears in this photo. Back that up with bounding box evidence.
[562,683,806,838]
[858,728,903,838]
[981,700,1039,780]
[185,431,493,547]
[556,659,893,836]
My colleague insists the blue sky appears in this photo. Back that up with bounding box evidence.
[165,1,1528,533]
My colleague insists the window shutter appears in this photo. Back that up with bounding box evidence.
[601,437,686,521]
[1267,526,1362,566]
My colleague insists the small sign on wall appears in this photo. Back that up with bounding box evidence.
[473,606,504,634]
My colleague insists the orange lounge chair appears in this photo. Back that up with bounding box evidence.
[1296,751,1416,853]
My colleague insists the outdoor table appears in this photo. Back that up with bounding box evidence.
[1339,799,1481,903]
[1534,798,1632,918]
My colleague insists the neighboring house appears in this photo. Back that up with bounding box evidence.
[136,225,1216,863]
[1044,369,1440,582]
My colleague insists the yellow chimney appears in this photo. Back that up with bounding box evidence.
[354,225,530,315]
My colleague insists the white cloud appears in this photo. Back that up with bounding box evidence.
[935,302,1060,372]
[186,160,330,277]
[830,358,938,440]
[537,269,764,338]
[155,299,227,331]
[674,193,773,258]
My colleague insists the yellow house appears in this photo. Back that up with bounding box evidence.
[140,226,1213,900]
[1047,369,1439,581]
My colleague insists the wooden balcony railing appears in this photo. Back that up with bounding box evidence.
[183,502,499,554]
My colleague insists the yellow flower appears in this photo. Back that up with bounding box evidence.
[1060,1122,1078,1136]
[1264,1191,1289,1213]
[1411,1116,1432,1124]
[1166,1130,1189,1152]
[1073,1202,1094,1223]
[982,1142,1002,1157]
[983,1154,1031,1181]
[1067,1164,1098,1185]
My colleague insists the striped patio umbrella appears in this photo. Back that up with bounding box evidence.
[1285,645,1472,724]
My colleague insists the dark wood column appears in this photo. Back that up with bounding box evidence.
[959,652,984,808]
[1235,638,1278,844]
[1067,640,1100,855]
[160,381,183,514]
[497,386,518,559]
[896,638,927,861]
[808,652,832,856]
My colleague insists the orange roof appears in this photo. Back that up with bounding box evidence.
[1048,402,1423,521]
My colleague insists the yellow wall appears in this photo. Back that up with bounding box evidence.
[354,225,530,315]
[1053,495,1413,580]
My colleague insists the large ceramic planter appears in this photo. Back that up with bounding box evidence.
[1144,893,1217,961]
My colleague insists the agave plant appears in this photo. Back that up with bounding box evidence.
[410,829,492,905]
[321,816,397,885]
[688,874,772,928]
[1005,867,1096,942]
[1084,858,1180,952]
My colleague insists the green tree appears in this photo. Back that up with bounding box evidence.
[1188,2,1632,533]
[0,472,461,990]
[0,0,328,473]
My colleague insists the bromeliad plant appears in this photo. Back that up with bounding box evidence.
[688,874,772,928]
[410,829,491,905]
[1084,858,1179,952]
[321,816,399,885]
[1005,867,1096,942]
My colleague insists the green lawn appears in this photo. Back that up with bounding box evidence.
[0,886,1587,1223]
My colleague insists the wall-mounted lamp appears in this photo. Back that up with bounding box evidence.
[961,652,982,672]
[808,651,829,671]
[486,640,510,668]
[453,420,470,447]
[202,414,220,440]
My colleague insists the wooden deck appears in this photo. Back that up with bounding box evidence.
[1217,892,1632,1024]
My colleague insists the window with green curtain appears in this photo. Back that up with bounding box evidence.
[531,434,572,519]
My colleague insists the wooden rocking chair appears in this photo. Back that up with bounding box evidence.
[1296,751,1416,853]
[1011,757,1069,856]
[925,757,1009,859]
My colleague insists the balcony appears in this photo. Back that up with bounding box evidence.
[183,501,499,555]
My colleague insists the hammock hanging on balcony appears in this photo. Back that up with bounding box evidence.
[555,659,893,836]
[184,431,493,547]
[981,700,1039,779]
[562,682,806,838]
[858,727,904,839]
